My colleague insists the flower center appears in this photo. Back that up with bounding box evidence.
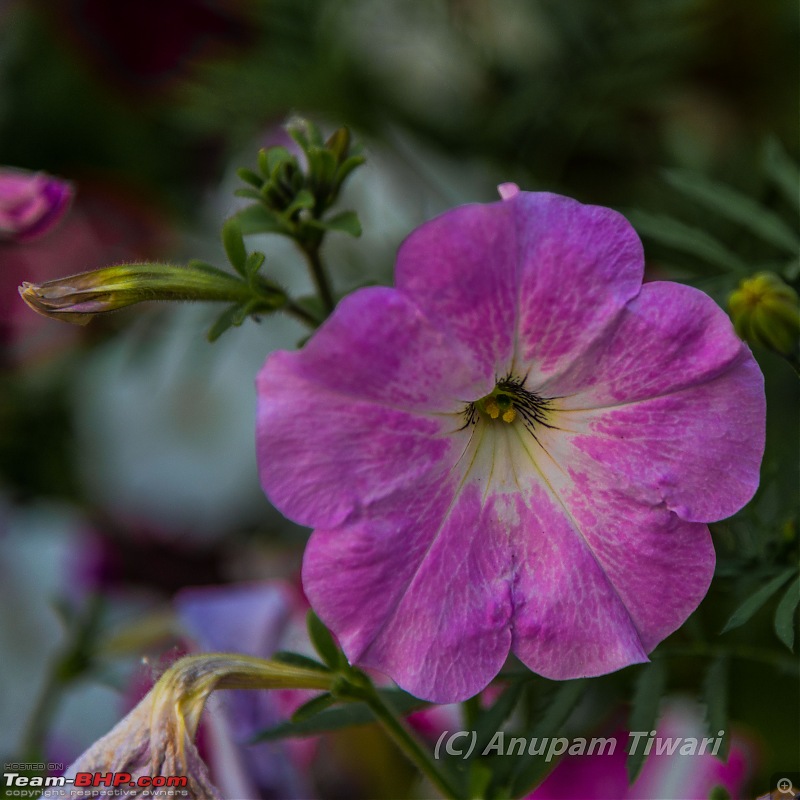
[464,376,554,434]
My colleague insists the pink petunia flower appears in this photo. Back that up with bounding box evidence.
[0,167,72,242]
[256,189,765,703]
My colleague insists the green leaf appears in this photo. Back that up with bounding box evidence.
[721,567,796,633]
[222,218,248,277]
[335,154,366,186]
[207,304,241,342]
[702,657,729,760]
[249,688,426,742]
[508,680,586,797]
[317,210,362,238]
[266,146,294,176]
[307,611,341,669]
[628,210,750,274]
[271,651,330,673]
[626,661,667,783]
[664,169,800,255]
[466,762,493,800]
[473,678,529,754]
[763,137,800,211]
[244,251,265,279]
[236,167,263,189]
[236,204,288,235]
[774,574,800,651]
[233,187,264,201]
[284,189,316,218]
[291,692,337,723]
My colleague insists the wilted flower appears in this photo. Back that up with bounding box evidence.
[51,654,333,798]
[257,189,765,703]
[0,168,72,242]
[176,583,318,799]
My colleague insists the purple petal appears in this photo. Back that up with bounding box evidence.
[303,479,514,703]
[395,193,643,385]
[257,288,484,529]
[175,583,292,656]
[543,281,754,407]
[512,193,644,382]
[507,426,714,670]
[558,364,764,523]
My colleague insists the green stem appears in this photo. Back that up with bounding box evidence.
[21,595,103,758]
[362,686,464,800]
[285,300,321,329]
[302,244,335,316]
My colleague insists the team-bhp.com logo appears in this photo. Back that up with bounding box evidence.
[4,771,188,794]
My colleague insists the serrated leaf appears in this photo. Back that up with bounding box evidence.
[703,657,729,760]
[775,574,800,651]
[307,611,341,669]
[508,680,586,797]
[318,210,362,238]
[207,304,241,342]
[626,660,667,783]
[628,210,750,274]
[222,218,248,277]
[236,204,288,235]
[249,688,426,742]
[291,692,337,723]
[763,137,800,211]
[664,169,800,255]
[721,567,796,633]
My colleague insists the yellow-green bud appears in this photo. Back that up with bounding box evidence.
[19,262,281,325]
[729,271,800,357]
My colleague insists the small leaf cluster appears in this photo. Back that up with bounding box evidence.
[235,119,364,245]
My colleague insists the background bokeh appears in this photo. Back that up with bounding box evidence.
[0,1,797,798]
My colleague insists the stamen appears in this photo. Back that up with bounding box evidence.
[462,374,554,434]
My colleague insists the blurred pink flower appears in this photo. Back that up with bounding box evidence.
[528,702,753,800]
[0,168,72,243]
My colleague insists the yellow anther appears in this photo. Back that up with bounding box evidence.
[502,407,516,423]
[485,399,500,419]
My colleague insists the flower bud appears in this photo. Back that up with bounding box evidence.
[729,271,800,357]
[19,262,281,325]
[0,167,73,242]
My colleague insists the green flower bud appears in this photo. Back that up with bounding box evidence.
[19,262,283,325]
[729,271,800,357]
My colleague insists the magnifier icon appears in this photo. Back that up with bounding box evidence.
[777,778,795,795]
